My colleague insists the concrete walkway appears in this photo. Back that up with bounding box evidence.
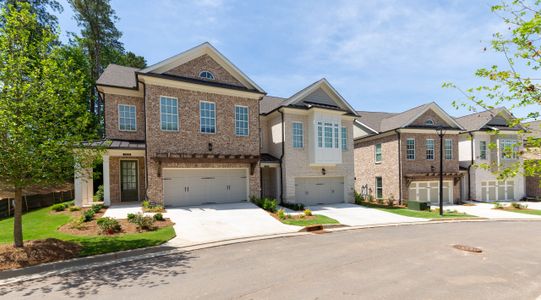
[102,203,144,219]
[308,203,427,226]
[443,202,541,219]
[164,202,300,246]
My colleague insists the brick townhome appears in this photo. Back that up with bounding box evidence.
[523,120,541,199]
[75,43,266,206]
[353,103,464,204]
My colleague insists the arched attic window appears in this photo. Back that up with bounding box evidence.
[425,119,434,126]
[199,71,215,80]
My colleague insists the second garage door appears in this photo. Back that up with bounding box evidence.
[295,177,344,206]
[163,168,248,207]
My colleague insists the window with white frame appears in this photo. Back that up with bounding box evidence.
[375,143,382,163]
[406,138,415,160]
[334,124,339,148]
[235,105,248,136]
[500,139,517,159]
[375,177,383,199]
[324,123,333,148]
[479,140,487,160]
[444,139,453,159]
[426,139,435,160]
[425,119,434,126]
[317,122,323,148]
[118,104,136,131]
[341,127,347,150]
[292,122,303,148]
[200,101,216,133]
[160,96,178,131]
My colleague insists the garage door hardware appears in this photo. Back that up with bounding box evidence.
[452,244,483,253]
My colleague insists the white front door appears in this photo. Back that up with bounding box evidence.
[295,177,344,205]
[163,168,248,207]
[408,181,453,204]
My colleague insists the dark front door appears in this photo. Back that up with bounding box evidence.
[121,160,138,201]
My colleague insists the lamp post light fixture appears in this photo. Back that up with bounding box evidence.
[436,126,446,216]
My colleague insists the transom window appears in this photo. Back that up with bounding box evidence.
[292,122,303,148]
[426,139,435,160]
[375,177,383,199]
[317,122,323,148]
[341,127,347,150]
[200,101,216,133]
[160,96,178,131]
[235,106,249,136]
[406,138,415,160]
[199,71,215,80]
[324,123,333,148]
[444,139,453,160]
[500,139,518,159]
[118,104,136,131]
[375,143,382,163]
[479,140,487,160]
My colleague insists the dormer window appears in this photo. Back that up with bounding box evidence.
[199,71,215,80]
[425,119,434,126]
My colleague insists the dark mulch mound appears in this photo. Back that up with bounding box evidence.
[0,238,81,271]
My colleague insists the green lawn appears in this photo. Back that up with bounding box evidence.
[280,214,340,226]
[501,208,541,216]
[359,203,476,219]
[0,204,176,256]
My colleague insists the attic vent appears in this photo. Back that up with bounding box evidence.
[199,71,214,80]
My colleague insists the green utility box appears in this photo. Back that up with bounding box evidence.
[407,200,430,211]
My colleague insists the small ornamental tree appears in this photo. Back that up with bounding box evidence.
[0,3,97,247]
[444,0,541,181]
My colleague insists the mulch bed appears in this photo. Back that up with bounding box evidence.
[0,238,81,271]
[56,208,174,236]
[271,213,317,221]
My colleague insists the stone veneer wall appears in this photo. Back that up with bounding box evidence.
[109,156,146,204]
[164,54,244,87]
[104,94,145,141]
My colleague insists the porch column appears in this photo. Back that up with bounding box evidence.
[103,154,111,206]
[74,163,93,207]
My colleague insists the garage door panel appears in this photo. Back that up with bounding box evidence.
[409,181,453,204]
[295,177,344,205]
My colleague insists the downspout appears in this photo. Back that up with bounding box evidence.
[467,132,474,201]
[258,96,263,199]
[97,91,106,139]
[396,129,403,205]
[279,109,285,204]
[137,78,149,200]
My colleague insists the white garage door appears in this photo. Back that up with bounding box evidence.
[408,181,452,205]
[295,177,344,206]
[163,168,248,207]
[481,180,514,201]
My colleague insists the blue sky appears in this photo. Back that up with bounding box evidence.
[56,0,536,118]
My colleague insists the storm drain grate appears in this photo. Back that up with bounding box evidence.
[453,244,483,253]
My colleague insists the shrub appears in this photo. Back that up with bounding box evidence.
[277,209,286,220]
[69,206,81,212]
[494,202,504,209]
[281,202,304,211]
[303,209,312,216]
[153,213,164,221]
[91,204,104,214]
[511,202,528,209]
[354,191,365,204]
[97,217,121,234]
[142,200,165,212]
[127,213,137,222]
[262,198,277,213]
[128,213,156,231]
[69,216,86,230]
[83,209,95,222]
[51,203,66,212]
[93,185,104,202]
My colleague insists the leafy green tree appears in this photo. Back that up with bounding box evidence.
[0,0,63,30]
[0,3,97,247]
[444,0,541,180]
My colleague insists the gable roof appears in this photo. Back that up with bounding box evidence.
[455,107,521,131]
[260,79,357,116]
[140,42,265,93]
[524,120,541,139]
[96,64,139,89]
[356,102,463,134]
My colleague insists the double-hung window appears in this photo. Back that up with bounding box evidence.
[317,122,323,148]
[160,96,178,131]
[200,101,216,133]
[406,138,415,160]
[426,139,435,160]
[235,105,248,136]
[500,139,517,159]
[118,104,136,131]
[324,123,333,148]
[292,122,303,148]
[341,127,347,150]
[444,139,453,159]
[375,143,382,163]
[479,141,487,160]
[375,177,383,199]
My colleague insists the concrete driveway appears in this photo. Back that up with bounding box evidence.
[164,202,300,246]
[307,203,427,226]
[443,202,541,219]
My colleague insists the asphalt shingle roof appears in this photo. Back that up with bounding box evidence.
[96,64,139,89]
[454,108,506,131]
[356,103,433,132]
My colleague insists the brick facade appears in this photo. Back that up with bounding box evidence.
[165,54,244,88]
[104,94,145,141]
[109,156,146,204]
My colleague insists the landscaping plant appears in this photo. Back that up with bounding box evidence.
[91,204,104,213]
[303,209,312,217]
[281,202,304,211]
[494,202,504,209]
[153,213,164,221]
[128,213,156,231]
[262,198,277,213]
[277,209,286,220]
[142,200,165,213]
[83,210,95,222]
[511,202,528,210]
[69,206,81,212]
[51,203,67,212]
[96,217,121,234]
[93,185,104,202]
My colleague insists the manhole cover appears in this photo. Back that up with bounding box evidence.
[453,244,483,253]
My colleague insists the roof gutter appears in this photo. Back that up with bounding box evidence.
[396,129,403,205]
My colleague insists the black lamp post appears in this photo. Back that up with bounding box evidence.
[436,126,446,216]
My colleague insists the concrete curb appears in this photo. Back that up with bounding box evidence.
[1,218,541,286]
